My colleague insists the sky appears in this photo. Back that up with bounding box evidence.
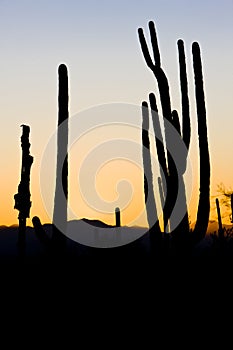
[0,0,232,227]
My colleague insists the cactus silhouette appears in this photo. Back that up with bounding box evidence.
[115,207,121,227]
[148,93,169,232]
[138,22,190,236]
[231,194,233,224]
[32,216,51,249]
[192,42,210,243]
[142,101,161,237]
[14,125,33,256]
[216,199,224,239]
[138,21,210,243]
[52,64,69,250]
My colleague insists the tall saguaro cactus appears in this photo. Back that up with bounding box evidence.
[192,42,210,243]
[14,125,34,253]
[52,64,69,249]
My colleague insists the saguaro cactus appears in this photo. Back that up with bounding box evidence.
[14,125,34,253]
[192,42,210,243]
[115,207,121,227]
[138,21,210,243]
[231,194,233,224]
[32,216,51,249]
[138,22,190,236]
[52,64,69,249]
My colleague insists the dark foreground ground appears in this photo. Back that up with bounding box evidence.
[1,224,233,341]
[1,224,233,282]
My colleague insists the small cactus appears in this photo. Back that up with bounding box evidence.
[115,207,121,227]
[216,199,224,239]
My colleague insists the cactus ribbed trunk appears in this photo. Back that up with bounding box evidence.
[52,64,69,249]
[192,42,210,243]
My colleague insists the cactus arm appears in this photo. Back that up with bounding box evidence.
[177,39,191,151]
[148,21,161,67]
[171,110,181,136]
[149,93,168,175]
[138,28,154,70]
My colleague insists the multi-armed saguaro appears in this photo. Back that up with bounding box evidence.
[138,21,210,244]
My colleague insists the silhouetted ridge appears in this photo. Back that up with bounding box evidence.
[81,218,114,228]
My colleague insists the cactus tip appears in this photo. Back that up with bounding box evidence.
[192,41,200,52]
[148,20,155,28]
[177,39,184,46]
[58,63,67,73]
[138,28,143,34]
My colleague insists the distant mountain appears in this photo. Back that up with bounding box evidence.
[0,218,233,262]
[65,219,146,248]
[79,218,114,228]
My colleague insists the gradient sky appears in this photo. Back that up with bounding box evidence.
[0,0,232,227]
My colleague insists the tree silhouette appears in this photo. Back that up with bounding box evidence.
[217,184,233,224]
